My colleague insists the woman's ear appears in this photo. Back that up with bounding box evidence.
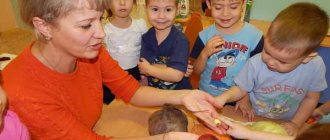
[206,0,211,9]
[32,17,52,39]
[302,52,318,64]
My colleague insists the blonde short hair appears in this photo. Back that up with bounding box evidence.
[19,0,106,27]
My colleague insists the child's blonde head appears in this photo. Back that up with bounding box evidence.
[267,2,329,56]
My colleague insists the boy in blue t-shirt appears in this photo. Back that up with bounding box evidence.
[190,0,263,96]
[216,2,329,136]
[139,0,191,89]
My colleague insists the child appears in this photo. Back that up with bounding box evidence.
[139,0,191,90]
[215,2,329,136]
[190,0,263,96]
[0,71,30,139]
[103,0,148,103]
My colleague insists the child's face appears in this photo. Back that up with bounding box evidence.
[261,37,308,73]
[207,0,243,29]
[109,0,134,18]
[146,0,177,30]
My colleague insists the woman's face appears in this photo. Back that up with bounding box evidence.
[48,8,105,59]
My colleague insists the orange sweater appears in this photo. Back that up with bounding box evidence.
[3,42,140,140]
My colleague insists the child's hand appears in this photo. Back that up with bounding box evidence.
[235,95,255,121]
[138,58,151,76]
[202,35,224,58]
[219,117,252,139]
[184,60,194,77]
[282,121,299,136]
[311,108,325,121]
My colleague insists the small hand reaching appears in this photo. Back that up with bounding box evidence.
[235,95,255,121]
[311,108,325,121]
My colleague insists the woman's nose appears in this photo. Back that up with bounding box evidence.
[94,21,105,39]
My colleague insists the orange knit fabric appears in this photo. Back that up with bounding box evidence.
[3,42,140,140]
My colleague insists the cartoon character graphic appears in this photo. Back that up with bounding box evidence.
[149,56,178,89]
[209,49,239,90]
[255,100,290,119]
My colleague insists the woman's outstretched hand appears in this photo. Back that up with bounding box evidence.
[182,90,229,134]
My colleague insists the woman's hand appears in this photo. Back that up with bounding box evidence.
[181,90,228,134]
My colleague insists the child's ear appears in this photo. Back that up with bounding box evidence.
[302,52,318,64]
[206,0,211,9]
[32,17,52,39]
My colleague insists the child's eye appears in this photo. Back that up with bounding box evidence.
[166,8,173,12]
[278,60,287,64]
[214,6,222,10]
[151,8,158,12]
[81,24,92,29]
[230,6,238,9]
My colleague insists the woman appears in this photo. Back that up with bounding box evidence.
[2,0,225,139]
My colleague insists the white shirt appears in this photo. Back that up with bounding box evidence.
[104,19,147,69]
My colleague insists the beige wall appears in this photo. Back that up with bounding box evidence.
[0,0,17,32]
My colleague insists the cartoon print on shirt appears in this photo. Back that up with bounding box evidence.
[149,56,178,89]
[209,49,239,90]
[255,93,300,119]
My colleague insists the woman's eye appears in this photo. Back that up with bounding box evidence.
[230,6,238,9]
[81,24,92,29]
